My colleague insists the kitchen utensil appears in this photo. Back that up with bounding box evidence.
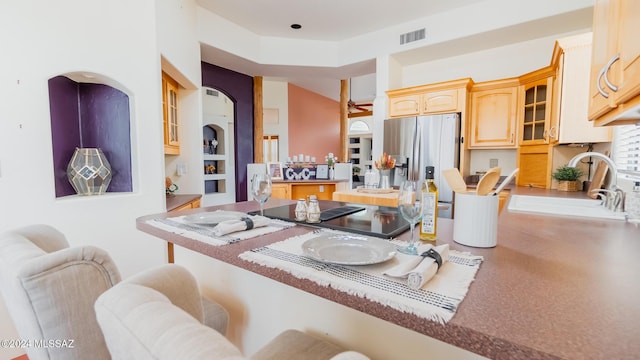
[491,168,519,196]
[442,168,467,193]
[476,167,501,196]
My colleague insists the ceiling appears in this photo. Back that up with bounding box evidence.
[196,0,486,42]
[196,0,593,101]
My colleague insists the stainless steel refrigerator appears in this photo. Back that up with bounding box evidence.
[383,113,461,218]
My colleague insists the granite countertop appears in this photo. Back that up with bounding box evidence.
[138,188,640,360]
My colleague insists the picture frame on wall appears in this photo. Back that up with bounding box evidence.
[315,164,329,179]
[267,162,283,180]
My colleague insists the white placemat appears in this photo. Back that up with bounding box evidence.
[239,229,483,324]
[146,213,296,246]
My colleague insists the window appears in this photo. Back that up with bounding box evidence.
[613,123,640,178]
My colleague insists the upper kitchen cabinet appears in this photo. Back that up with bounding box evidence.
[518,68,554,146]
[162,71,180,155]
[515,68,554,189]
[589,0,640,126]
[387,78,472,118]
[550,33,612,144]
[468,78,519,148]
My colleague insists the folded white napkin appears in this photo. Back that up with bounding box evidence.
[384,244,450,289]
[212,215,270,236]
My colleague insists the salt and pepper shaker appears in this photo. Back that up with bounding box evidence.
[306,199,321,223]
[295,199,308,221]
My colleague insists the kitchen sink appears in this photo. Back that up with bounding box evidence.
[507,195,626,221]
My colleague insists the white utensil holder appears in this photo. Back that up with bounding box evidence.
[453,192,498,248]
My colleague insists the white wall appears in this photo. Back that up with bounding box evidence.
[0,0,170,357]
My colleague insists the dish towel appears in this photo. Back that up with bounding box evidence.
[212,215,270,236]
[383,244,450,289]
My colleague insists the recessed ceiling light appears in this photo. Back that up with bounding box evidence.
[291,24,302,30]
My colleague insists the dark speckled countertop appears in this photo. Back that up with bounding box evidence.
[139,188,640,360]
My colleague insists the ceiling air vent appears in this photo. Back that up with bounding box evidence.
[400,28,426,45]
[206,89,219,97]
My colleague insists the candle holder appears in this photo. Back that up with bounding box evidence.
[66,148,112,195]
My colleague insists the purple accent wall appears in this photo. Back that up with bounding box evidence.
[79,83,132,192]
[201,62,254,202]
[48,76,133,197]
[49,76,81,197]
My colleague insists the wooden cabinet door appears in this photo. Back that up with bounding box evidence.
[614,0,640,105]
[162,72,180,155]
[469,86,518,148]
[388,94,420,117]
[271,183,290,200]
[588,0,619,120]
[421,89,458,114]
[516,144,552,188]
[291,184,336,201]
[519,78,553,146]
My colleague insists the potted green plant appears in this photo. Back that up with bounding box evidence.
[551,165,584,191]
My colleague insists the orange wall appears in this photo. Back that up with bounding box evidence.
[288,83,340,163]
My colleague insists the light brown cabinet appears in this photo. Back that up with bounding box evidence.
[589,0,640,126]
[271,183,290,200]
[515,68,554,188]
[387,79,471,118]
[162,72,180,155]
[518,70,554,146]
[516,144,553,188]
[421,89,459,114]
[271,181,338,201]
[388,94,420,117]
[468,79,518,148]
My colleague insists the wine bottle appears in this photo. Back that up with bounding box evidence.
[419,166,438,241]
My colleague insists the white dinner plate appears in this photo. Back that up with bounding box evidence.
[183,211,246,226]
[301,234,396,265]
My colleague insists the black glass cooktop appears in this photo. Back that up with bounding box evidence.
[251,201,409,239]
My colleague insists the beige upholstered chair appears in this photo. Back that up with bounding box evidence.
[95,264,370,360]
[0,225,229,360]
[0,224,120,360]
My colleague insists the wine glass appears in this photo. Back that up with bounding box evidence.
[251,173,272,216]
[397,180,422,255]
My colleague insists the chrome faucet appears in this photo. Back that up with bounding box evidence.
[568,152,625,212]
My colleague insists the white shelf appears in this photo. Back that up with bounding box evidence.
[204,154,225,161]
[204,174,226,181]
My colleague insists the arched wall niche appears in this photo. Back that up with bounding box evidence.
[48,72,133,197]
[202,86,236,205]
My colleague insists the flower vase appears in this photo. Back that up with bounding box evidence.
[379,169,391,189]
[329,167,335,180]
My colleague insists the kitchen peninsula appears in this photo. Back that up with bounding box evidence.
[137,187,640,360]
